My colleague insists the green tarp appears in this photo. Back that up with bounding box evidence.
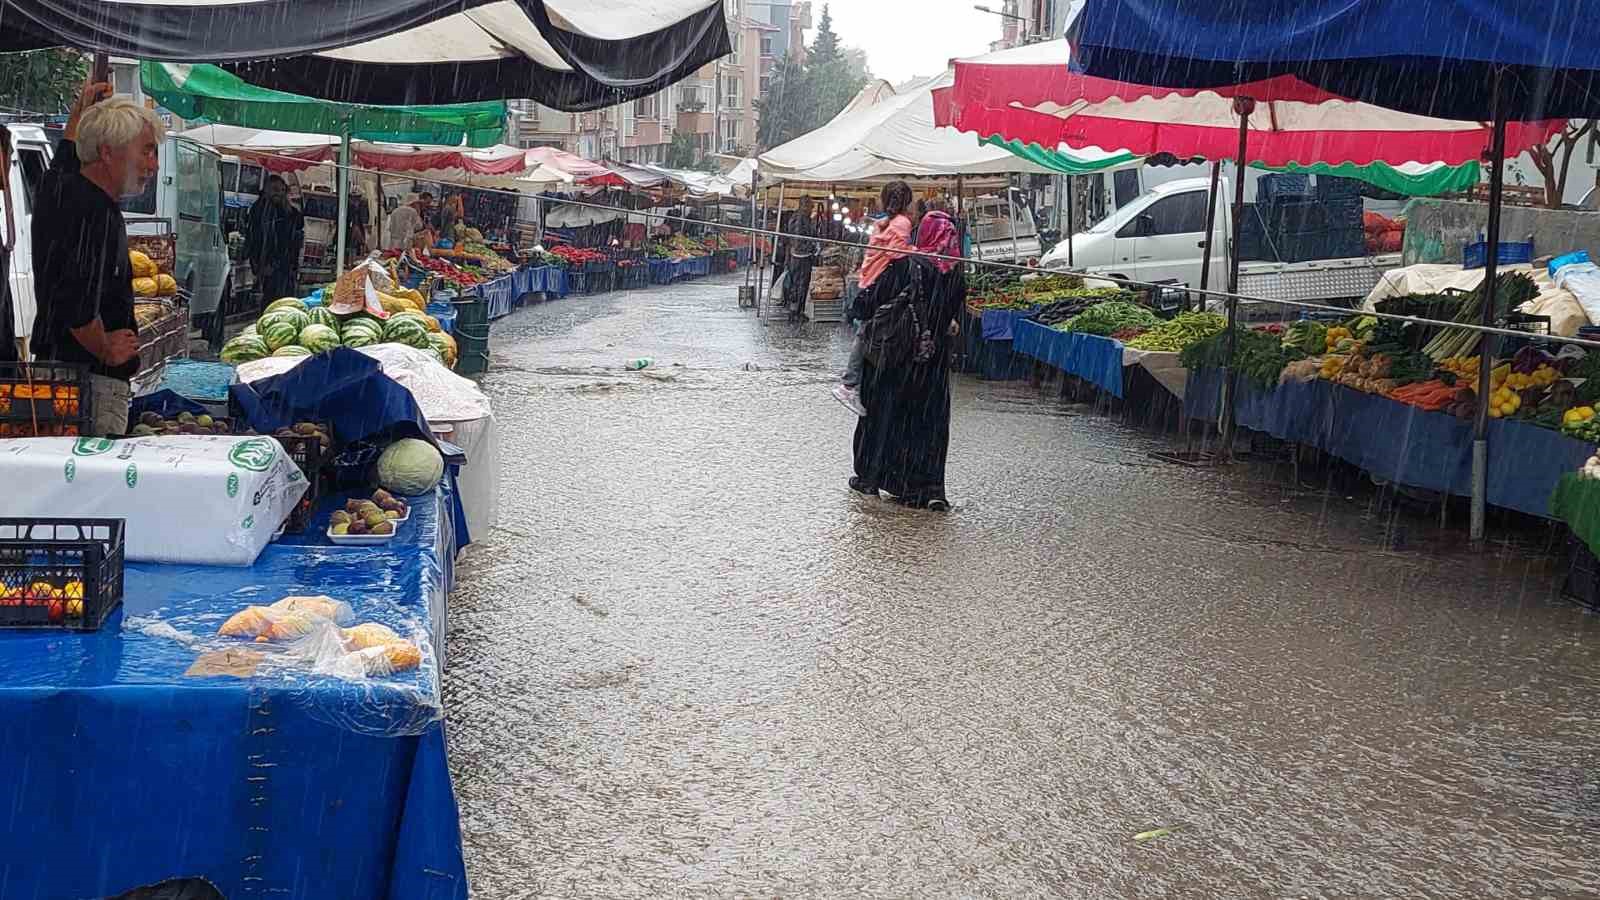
[141,62,506,147]
[981,135,1480,196]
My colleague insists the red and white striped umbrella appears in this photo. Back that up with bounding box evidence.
[934,40,1562,167]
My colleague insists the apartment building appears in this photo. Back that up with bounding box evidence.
[506,100,579,153]
[596,0,807,166]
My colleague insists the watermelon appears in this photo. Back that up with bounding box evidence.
[383,316,431,348]
[424,346,446,366]
[388,310,441,334]
[258,307,309,338]
[427,331,457,366]
[260,319,299,352]
[273,345,313,358]
[264,297,307,315]
[219,335,270,364]
[337,325,374,347]
[305,306,340,331]
[239,323,257,338]
[298,323,340,353]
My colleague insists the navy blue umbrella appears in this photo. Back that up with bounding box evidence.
[1071,0,1600,539]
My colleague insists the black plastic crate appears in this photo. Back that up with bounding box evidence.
[1563,533,1600,611]
[0,518,124,631]
[1324,197,1365,229]
[1258,173,1312,205]
[275,430,330,533]
[0,361,93,438]
[1316,175,1364,200]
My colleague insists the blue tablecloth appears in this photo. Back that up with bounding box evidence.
[478,272,517,320]
[0,482,467,899]
[1184,368,1594,517]
[1012,320,1127,398]
[979,307,1039,341]
[512,265,539,296]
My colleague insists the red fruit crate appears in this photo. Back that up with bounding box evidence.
[0,518,125,631]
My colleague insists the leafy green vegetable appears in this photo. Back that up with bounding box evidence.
[1058,301,1162,336]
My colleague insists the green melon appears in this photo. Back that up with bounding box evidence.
[239,323,257,338]
[298,323,341,353]
[261,319,301,352]
[264,296,307,315]
[305,306,340,331]
[219,335,270,364]
[341,329,377,349]
[383,316,430,348]
[273,345,313,358]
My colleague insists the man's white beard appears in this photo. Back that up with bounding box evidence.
[119,169,148,200]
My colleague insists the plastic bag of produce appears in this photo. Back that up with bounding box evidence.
[1,435,308,566]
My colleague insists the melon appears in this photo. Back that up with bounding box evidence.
[298,323,341,353]
[375,438,444,495]
[264,297,307,315]
[383,316,431,349]
[341,329,378,349]
[427,331,457,367]
[305,306,340,331]
[273,345,313,358]
[260,319,301,352]
[239,323,257,338]
[220,335,270,364]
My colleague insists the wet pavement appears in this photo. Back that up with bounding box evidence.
[447,273,1600,898]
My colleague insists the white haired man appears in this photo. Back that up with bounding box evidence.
[31,78,161,436]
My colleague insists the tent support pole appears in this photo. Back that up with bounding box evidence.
[1007,176,1021,262]
[1472,72,1508,543]
[335,119,351,273]
[1220,99,1254,458]
[1199,159,1221,299]
[1065,174,1074,268]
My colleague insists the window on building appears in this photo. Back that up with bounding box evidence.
[761,35,774,56]
[725,76,740,103]
[760,76,771,96]
[636,94,659,119]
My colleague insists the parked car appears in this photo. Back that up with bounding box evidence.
[1,123,54,347]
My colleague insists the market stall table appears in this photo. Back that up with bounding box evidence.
[1012,320,1129,397]
[0,482,466,899]
[1185,368,1593,517]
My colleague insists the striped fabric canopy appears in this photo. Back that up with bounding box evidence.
[0,0,730,109]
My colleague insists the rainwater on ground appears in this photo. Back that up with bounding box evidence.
[447,273,1600,899]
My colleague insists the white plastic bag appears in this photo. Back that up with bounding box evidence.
[1554,261,1600,327]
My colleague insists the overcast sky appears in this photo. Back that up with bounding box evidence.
[814,1,1008,85]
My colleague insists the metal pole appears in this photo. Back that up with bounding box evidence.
[335,119,350,273]
[1007,177,1022,262]
[1219,98,1255,456]
[1199,159,1222,293]
[1471,73,1508,543]
[1065,174,1075,267]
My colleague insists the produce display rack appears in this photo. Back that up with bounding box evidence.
[0,361,93,438]
[277,431,330,534]
[0,518,125,631]
[132,299,192,397]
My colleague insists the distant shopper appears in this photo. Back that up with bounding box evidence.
[831,181,914,416]
[385,192,424,251]
[245,174,304,302]
[31,79,160,436]
[849,188,966,511]
[347,184,371,256]
[786,198,820,323]
[0,125,16,363]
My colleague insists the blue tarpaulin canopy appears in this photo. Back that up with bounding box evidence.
[1069,0,1600,120]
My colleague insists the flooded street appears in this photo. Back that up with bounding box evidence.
[447,274,1600,898]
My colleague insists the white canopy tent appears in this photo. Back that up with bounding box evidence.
[758,70,1135,183]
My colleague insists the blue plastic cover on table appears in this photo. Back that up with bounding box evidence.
[154,358,238,402]
[129,388,208,420]
[1183,368,1592,517]
[546,266,568,297]
[229,347,434,449]
[1011,321,1126,397]
[480,272,517,319]
[0,483,466,899]
[980,307,1038,341]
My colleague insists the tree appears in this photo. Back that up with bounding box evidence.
[0,49,87,117]
[664,130,699,169]
[754,11,869,150]
[810,4,841,64]
[1527,120,1597,208]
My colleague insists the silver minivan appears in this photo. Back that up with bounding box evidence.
[121,135,233,347]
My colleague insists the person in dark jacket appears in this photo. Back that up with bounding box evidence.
[245,175,304,302]
[31,80,160,435]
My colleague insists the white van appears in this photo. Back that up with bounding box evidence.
[121,135,233,346]
[1041,176,1402,305]
[2,123,55,346]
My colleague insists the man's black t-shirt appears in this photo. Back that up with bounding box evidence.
[31,139,137,380]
